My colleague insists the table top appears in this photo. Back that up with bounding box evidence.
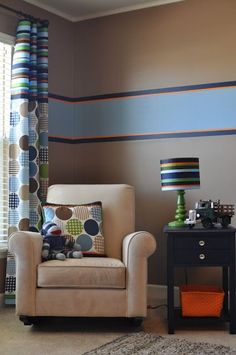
[163,225,236,234]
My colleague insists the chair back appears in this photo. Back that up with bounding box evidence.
[46,184,135,259]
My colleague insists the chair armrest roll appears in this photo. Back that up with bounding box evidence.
[9,231,43,316]
[9,231,43,262]
[122,231,156,266]
[122,231,156,317]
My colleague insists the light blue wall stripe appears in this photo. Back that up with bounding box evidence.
[48,101,74,136]
[48,87,236,138]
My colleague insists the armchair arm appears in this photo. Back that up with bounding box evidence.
[122,231,156,317]
[9,231,43,316]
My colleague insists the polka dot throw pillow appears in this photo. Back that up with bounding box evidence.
[42,202,105,256]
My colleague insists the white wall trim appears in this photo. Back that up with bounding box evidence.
[0,32,15,45]
[22,0,75,22]
[73,0,184,22]
[22,0,184,22]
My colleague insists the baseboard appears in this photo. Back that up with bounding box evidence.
[147,284,180,307]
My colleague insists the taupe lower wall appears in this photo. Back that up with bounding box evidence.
[50,135,236,285]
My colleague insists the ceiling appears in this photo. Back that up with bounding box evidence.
[22,0,184,22]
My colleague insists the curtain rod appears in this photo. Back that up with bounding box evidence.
[0,4,49,25]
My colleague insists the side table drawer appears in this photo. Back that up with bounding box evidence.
[174,236,229,250]
[174,250,230,265]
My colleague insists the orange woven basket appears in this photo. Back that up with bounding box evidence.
[180,285,224,317]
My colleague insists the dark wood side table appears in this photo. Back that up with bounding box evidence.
[164,225,236,334]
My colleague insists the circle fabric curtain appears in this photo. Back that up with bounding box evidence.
[5,19,49,304]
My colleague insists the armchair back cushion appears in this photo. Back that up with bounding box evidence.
[46,184,135,259]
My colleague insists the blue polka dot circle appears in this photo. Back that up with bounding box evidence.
[29,130,37,145]
[77,234,93,251]
[9,193,20,209]
[19,151,29,167]
[84,219,99,236]
[39,132,48,147]
[29,146,37,161]
[19,167,29,184]
[29,161,38,177]
[44,207,55,221]
[9,176,19,193]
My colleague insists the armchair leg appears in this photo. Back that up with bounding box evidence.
[19,316,39,326]
[128,317,144,326]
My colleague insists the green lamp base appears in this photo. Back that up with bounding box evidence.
[168,220,186,228]
[168,190,187,228]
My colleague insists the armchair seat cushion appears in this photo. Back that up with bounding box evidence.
[37,257,126,289]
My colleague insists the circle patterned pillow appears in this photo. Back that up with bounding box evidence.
[42,201,105,256]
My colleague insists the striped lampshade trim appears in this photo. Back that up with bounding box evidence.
[160,157,200,191]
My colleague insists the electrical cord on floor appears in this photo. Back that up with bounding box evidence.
[147,304,167,309]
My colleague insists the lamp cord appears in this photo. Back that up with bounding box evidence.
[147,304,167,309]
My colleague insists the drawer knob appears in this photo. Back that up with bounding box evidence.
[199,253,206,260]
[199,240,205,247]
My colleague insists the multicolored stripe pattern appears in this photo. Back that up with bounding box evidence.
[160,157,200,191]
[11,19,48,102]
[6,19,49,305]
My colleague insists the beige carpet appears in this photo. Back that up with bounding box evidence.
[1,296,236,355]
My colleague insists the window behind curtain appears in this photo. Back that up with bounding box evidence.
[0,33,13,245]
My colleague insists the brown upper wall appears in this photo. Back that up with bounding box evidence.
[1,0,236,98]
[75,0,236,97]
[0,0,75,97]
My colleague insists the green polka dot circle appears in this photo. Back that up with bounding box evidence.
[66,219,83,235]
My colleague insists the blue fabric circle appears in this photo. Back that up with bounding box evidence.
[39,132,48,147]
[19,151,29,167]
[29,210,39,225]
[19,201,29,218]
[84,219,99,236]
[9,127,17,144]
[29,146,37,161]
[90,206,102,222]
[29,130,37,145]
[29,226,39,232]
[9,193,20,209]
[19,167,29,184]
[10,112,20,127]
[29,161,38,177]
[9,210,19,225]
[19,117,29,135]
[9,176,19,193]
[43,207,55,221]
[77,234,93,251]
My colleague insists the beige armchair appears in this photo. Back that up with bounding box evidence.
[9,184,156,325]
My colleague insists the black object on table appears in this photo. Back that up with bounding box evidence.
[164,225,236,334]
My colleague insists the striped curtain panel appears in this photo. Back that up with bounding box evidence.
[5,19,49,304]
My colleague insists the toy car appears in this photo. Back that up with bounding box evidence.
[185,199,234,228]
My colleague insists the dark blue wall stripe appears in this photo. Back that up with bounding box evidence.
[49,80,236,103]
[49,129,236,144]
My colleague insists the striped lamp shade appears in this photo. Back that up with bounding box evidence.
[160,157,200,191]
